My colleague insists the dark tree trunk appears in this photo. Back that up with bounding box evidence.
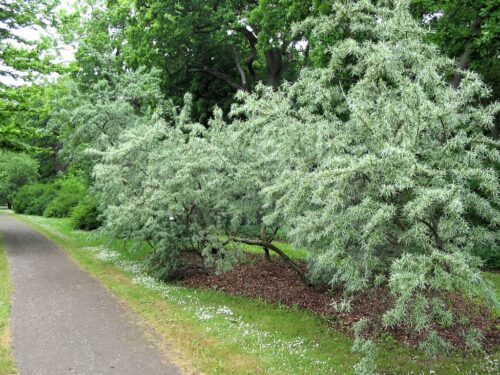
[493,113,500,141]
[450,44,472,89]
[265,47,284,89]
[263,247,271,261]
[450,17,481,89]
[229,236,307,283]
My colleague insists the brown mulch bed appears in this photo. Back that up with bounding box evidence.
[180,254,500,351]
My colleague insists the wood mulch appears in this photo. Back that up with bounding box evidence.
[180,254,500,351]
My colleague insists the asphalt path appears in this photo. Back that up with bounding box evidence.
[0,214,181,375]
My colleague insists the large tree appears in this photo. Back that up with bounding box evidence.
[0,0,61,150]
[226,0,498,364]
[69,0,315,122]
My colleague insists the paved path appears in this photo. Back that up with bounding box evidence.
[0,215,181,375]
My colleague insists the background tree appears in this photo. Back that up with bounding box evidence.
[0,0,62,150]
[410,0,500,138]
[67,0,315,122]
[0,151,39,208]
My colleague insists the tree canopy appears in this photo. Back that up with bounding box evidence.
[0,0,61,150]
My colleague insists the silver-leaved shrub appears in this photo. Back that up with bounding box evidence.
[236,0,499,363]
[55,0,499,371]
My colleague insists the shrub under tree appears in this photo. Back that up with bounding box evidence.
[0,151,39,209]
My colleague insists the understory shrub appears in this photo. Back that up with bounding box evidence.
[13,182,57,215]
[71,195,101,230]
[472,245,500,270]
[43,177,86,218]
[0,151,39,209]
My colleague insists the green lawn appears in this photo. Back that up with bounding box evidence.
[12,214,500,374]
[0,234,17,375]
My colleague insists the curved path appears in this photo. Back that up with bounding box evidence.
[0,215,181,375]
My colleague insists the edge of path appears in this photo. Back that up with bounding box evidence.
[0,230,17,375]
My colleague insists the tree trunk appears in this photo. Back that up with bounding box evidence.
[493,113,500,141]
[450,44,472,89]
[263,247,271,261]
[229,236,307,283]
[265,47,284,89]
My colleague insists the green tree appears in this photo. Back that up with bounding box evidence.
[0,0,58,79]
[47,62,165,176]
[411,0,500,138]
[0,151,39,208]
[69,0,315,122]
[0,0,62,150]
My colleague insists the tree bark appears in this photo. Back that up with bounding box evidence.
[231,45,248,91]
[265,47,284,89]
[450,17,481,89]
[236,27,258,82]
[263,246,271,261]
[493,113,500,141]
[450,44,472,89]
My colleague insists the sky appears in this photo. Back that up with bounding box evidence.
[0,0,77,86]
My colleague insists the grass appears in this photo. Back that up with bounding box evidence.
[0,234,17,375]
[11,213,500,374]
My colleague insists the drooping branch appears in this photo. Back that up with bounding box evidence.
[228,236,307,282]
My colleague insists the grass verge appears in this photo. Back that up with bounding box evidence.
[14,214,500,374]
[0,234,17,375]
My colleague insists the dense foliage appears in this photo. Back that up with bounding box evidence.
[0,151,38,208]
[43,176,86,218]
[1,0,499,372]
[12,181,57,215]
[0,0,61,149]
[70,194,101,230]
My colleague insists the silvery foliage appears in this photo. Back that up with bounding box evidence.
[352,318,378,375]
[48,64,166,163]
[229,0,499,357]
[92,90,245,278]
[58,0,499,362]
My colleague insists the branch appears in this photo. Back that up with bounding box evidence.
[231,45,248,90]
[228,236,307,282]
[235,27,258,82]
[419,219,443,250]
